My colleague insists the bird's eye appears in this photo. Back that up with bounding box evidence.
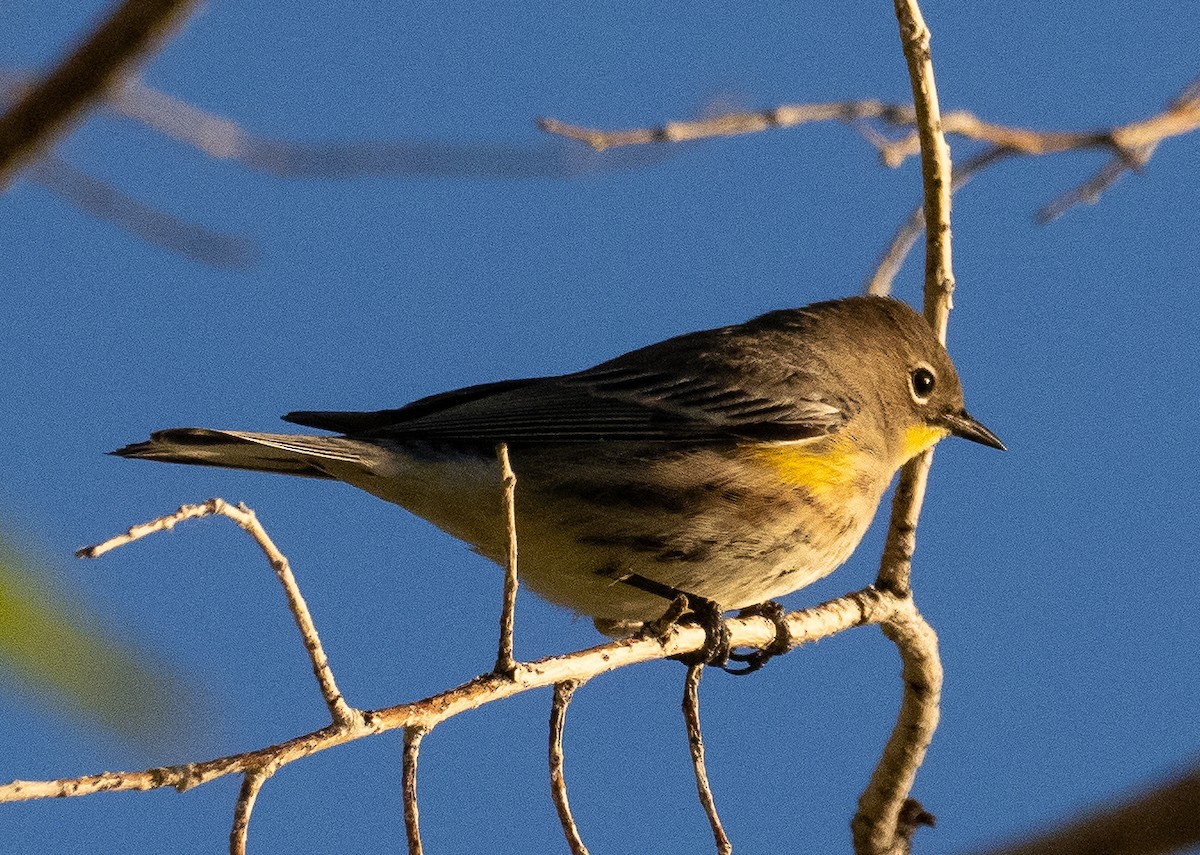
[910,366,936,403]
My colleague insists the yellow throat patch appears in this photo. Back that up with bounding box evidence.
[901,424,951,460]
[751,423,951,499]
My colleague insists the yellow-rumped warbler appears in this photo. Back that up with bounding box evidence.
[116,296,1001,651]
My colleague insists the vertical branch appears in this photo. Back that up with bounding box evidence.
[0,0,198,188]
[854,2,956,853]
[548,681,590,855]
[229,766,273,855]
[873,456,933,598]
[402,726,428,855]
[852,601,942,855]
[892,0,956,339]
[683,664,732,855]
[494,444,520,676]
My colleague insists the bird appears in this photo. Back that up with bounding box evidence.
[115,295,1002,658]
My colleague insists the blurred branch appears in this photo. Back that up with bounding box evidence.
[866,146,1010,296]
[107,76,673,179]
[964,762,1200,855]
[27,153,258,269]
[0,0,197,189]
[5,62,1193,272]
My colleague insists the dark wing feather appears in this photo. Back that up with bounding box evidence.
[284,378,539,434]
[283,365,847,446]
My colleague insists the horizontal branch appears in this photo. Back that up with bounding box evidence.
[538,93,1199,167]
[540,78,1200,236]
[0,585,900,803]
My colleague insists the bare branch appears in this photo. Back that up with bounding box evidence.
[892,3,955,337]
[870,75,1200,290]
[548,681,590,855]
[852,601,943,855]
[538,102,899,151]
[964,762,1200,855]
[682,663,732,855]
[77,499,360,728]
[402,726,428,855]
[539,83,1198,286]
[494,444,520,676]
[851,3,953,852]
[76,499,227,559]
[229,765,274,855]
[0,576,897,804]
[536,100,1141,162]
[537,95,1198,169]
[0,0,197,188]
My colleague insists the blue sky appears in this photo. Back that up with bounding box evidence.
[3,2,1198,853]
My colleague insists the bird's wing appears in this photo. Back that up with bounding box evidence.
[285,364,849,445]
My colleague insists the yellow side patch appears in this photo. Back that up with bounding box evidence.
[901,424,950,460]
[750,440,861,499]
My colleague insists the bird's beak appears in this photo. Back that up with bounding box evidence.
[941,409,1005,451]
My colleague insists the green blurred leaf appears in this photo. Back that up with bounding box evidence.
[0,531,191,743]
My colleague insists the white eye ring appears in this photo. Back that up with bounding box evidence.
[909,364,937,403]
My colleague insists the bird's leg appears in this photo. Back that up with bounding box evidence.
[617,572,732,668]
[723,600,791,676]
[641,593,690,641]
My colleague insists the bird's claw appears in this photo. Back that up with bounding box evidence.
[722,600,790,676]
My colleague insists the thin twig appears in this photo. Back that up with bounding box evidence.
[682,664,732,855]
[229,765,274,855]
[539,82,1200,261]
[0,580,896,804]
[494,443,520,676]
[1038,77,1198,223]
[402,726,427,855]
[0,0,197,188]
[77,499,360,728]
[548,681,590,855]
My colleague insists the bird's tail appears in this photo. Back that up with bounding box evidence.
[113,429,375,480]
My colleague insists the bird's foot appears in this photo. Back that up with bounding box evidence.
[722,600,791,676]
[618,573,731,668]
